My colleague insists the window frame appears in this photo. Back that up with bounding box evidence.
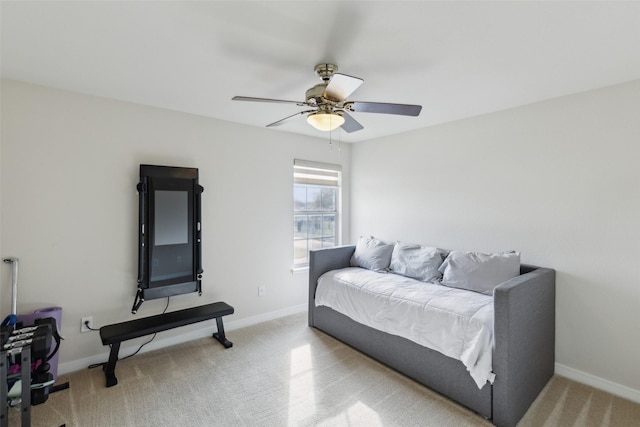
[293,159,342,269]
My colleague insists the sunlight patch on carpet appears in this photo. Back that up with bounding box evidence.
[288,344,316,426]
[316,401,383,427]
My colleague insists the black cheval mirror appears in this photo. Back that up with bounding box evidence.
[132,165,203,313]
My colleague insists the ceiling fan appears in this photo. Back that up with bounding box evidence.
[232,63,422,133]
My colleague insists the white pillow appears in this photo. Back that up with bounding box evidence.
[350,236,394,272]
[389,242,448,282]
[439,250,520,295]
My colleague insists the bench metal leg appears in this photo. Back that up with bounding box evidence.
[212,317,233,349]
[103,342,120,387]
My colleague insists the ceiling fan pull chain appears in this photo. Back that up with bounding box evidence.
[329,113,334,151]
[329,126,333,151]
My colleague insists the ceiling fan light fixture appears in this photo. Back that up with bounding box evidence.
[306,112,345,131]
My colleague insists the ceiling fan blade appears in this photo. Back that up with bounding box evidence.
[324,73,364,102]
[340,111,364,133]
[266,110,316,127]
[347,101,422,116]
[232,96,305,105]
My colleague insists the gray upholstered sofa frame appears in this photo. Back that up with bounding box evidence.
[308,245,556,427]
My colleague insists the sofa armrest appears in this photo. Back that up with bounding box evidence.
[308,245,356,326]
[492,267,556,427]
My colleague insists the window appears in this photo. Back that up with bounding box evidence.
[293,159,342,268]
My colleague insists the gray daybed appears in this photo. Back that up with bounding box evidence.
[308,245,556,427]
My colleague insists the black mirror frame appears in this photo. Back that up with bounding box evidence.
[132,165,203,313]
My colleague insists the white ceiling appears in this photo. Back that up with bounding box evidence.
[2,1,639,143]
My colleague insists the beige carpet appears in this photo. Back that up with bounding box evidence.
[8,312,639,426]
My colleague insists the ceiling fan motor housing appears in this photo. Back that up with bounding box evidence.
[306,83,331,105]
[307,64,343,105]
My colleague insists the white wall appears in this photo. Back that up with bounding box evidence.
[351,80,640,399]
[0,79,350,372]
[3,78,639,401]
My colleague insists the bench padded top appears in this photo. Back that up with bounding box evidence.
[100,301,234,345]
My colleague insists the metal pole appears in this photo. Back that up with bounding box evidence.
[3,258,19,315]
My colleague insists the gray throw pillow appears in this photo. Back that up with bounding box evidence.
[350,236,394,272]
[389,242,448,282]
[439,250,520,295]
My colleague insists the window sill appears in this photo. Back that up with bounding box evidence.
[291,266,309,275]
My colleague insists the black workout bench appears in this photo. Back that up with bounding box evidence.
[99,301,234,387]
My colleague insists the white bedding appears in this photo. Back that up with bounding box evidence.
[315,267,495,388]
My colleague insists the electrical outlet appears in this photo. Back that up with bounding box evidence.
[258,285,266,297]
[81,316,94,333]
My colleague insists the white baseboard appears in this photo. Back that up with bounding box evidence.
[224,303,307,331]
[555,363,640,404]
[57,304,307,376]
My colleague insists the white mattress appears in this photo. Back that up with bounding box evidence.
[315,267,495,388]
